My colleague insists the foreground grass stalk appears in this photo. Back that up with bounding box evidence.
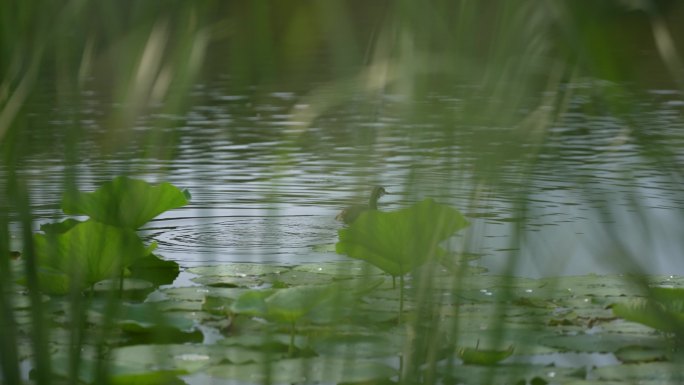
[0,215,21,385]
[399,275,405,323]
[10,176,52,385]
[67,281,87,384]
[289,322,296,356]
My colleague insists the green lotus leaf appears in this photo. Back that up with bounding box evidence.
[31,266,72,295]
[34,220,149,293]
[39,218,81,235]
[336,198,469,277]
[61,176,190,229]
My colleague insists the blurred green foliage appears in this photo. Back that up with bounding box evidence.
[2,1,684,384]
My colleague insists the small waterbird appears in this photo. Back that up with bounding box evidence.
[336,186,388,224]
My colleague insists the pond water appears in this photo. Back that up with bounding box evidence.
[6,79,684,279]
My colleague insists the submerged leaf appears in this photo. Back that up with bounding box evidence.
[62,176,189,229]
[336,198,469,277]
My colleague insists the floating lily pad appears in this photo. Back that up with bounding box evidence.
[537,275,646,299]
[232,278,384,324]
[187,263,288,277]
[115,343,273,367]
[311,333,402,358]
[273,270,338,286]
[594,362,684,383]
[614,345,669,363]
[190,274,263,288]
[153,286,248,303]
[220,333,310,351]
[53,343,279,384]
[206,357,396,384]
[292,261,385,276]
[438,362,586,385]
[540,333,666,353]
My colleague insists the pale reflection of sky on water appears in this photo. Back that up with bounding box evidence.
[5,82,684,278]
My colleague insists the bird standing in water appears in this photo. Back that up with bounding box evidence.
[336,186,388,224]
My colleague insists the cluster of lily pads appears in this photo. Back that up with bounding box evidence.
[7,177,684,384]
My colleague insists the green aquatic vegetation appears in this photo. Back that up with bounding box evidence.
[12,258,684,384]
[230,278,384,354]
[336,198,468,317]
[33,220,153,294]
[612,287,684,337]
[27,177,188,294]
[336,198,469,278]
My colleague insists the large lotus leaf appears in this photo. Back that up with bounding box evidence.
[336,198,469,277]
[34,220,150,292]
[61,176,190,229]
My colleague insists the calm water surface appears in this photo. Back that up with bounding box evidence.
[7,80,684,278]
